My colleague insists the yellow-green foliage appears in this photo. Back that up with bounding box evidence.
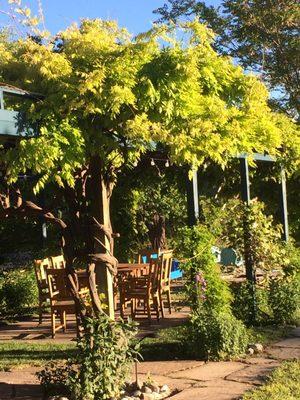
[0,19,299,190]
[243,361,300,400]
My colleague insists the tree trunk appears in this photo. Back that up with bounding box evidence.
[89,155,115,319]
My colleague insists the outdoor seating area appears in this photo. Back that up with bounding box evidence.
[33,249,179,337]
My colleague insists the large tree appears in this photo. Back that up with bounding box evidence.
[155,0,300,117]
[0,18,298,323]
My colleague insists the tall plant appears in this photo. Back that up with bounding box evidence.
[177,224,249,359]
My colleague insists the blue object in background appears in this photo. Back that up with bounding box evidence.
[170,259,183,280]
[141,254,183,280]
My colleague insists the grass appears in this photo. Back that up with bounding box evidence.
[0,341,76,371]
[243,361,300,400]
[139,324,191,361]
[248,325,294,346]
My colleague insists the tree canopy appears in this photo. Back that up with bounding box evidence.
[0,18,299,188]
[154,0,300,117]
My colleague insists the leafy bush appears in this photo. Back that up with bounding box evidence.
[268,275,300,324]
[231,281,270,326]
[39,314,140,400]
[176,223,232,312]
[187,309,249,360]
[176,223,249,359]
[0,267,38,316]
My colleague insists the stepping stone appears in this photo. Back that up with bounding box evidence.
[226,363,280,386]
[243,357,279,365]
[266,347,300,360]
[137,360,204,376]
[169,361,245,381]
[272,338,300,348]
[169,379,253,400]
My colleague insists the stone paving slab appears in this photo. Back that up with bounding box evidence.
[226,363,280,386]
[169,379,253,400]
[242,357,278,365]
[266,346,300,360]
[272,337,300,348]
[136,360,204,376]
[168,361,245,381]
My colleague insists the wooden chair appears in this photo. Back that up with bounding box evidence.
[46,268,76,338]
[50,255,65,269]
[159,250,173,317]
[137,248,160,264]
[34,258,52,324]
[119,258,161,323]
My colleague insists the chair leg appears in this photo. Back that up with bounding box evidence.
[167,289,172,314]
[159,292,165,319]
[120,296,125,319]
[146,298,152,324]
[130,299,136,319]
[38,297,43,324]
[51,311,56,339]
[60,311,66,332]
[154,296,160,322]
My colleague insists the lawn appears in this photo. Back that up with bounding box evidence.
[0,324,293,370]
[0,341,76,371]
[243,361,300,400]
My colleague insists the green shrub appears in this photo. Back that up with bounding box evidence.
[268,275,300,324]
[187,309,249,360]
[176,223,249,360]
[177,224,232,312]
[231,281,270,326]
[0,268,38,315]
[39,314,140,400]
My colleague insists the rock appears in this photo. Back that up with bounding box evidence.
[248,343,264,353]
[142,394,155,400]
[132,390,142,397]
[142,386,152,394]
[160,385,170,393]
[247,347,255,355]
[149,384,160,393]
[254,343,264,353]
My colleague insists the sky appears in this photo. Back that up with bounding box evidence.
[0,0,221,35]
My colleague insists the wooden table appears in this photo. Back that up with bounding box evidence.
[117,263,149,276]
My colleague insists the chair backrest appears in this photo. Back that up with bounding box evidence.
[160,250,173,287]
[148,257,161,293]
[46,268,72,302]
[50,255,65,269]
[137,248,160,264]
[34,258,52,286]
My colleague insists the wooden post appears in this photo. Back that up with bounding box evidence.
[240,156,257,323]
[186,169,199,226]
[280,167,289,243]
[192,170,199,221]
[240,156,251,206]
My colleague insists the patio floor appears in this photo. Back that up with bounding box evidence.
[0,281,189,343]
